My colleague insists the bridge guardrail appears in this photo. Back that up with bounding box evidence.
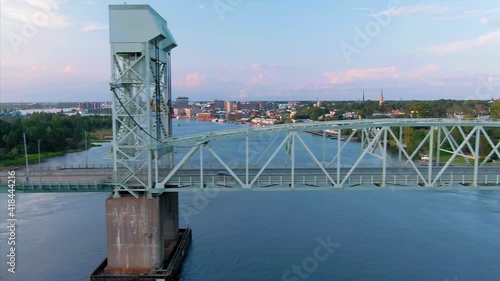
[0,180,114,193]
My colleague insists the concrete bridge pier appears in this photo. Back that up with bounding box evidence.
[104,193,179,274]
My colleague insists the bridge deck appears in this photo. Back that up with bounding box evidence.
[1,166,499,193]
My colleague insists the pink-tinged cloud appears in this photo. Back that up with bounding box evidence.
[250,63,261,70]
[28,65,49,73]
[239,88,248,99]
[480,18,500,26]
[425,30,500,55]
[407,64,441,78]
[63,65,75,74]
[249,73,265,85]
[249,63,281,70]
[184,72,205,88]
[324,67,400,85]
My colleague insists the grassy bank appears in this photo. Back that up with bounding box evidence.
[89,128,113,142]
[1,132,112,168]
[0,149,88,168]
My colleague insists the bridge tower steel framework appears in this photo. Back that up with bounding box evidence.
[99,5,184,277]
[109,4,176,198]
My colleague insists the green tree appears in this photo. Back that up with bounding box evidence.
[490,100,500,117]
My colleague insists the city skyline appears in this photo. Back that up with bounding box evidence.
[1,0,499,103]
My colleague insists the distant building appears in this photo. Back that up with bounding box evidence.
[278,104,293,110]
[251,118,276,125]
[236,101,260,111]
[185,107,201,118]
[261,102,275,111]
[176,97,189,109]
[197,112,215,121]
[379,90,384,106]
[209,99,225,110]
[173,108,185,116]
[324,111,336,119]
[78,102,100,110]
[0,109,21,117]
[229,112,242,120]
[225,101,233,112]
[343,112,359,119]
[391,109,405,116]
[101,101,112,108]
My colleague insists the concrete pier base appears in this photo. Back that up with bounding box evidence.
[160,192,179,241]
[104,193,179,274]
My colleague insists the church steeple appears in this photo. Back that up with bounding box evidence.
[379,89,384,106]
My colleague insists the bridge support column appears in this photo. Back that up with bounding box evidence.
[160,192,179,241]
[104,193,179,274]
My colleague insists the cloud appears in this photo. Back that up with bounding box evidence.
[425,30,500,55]
[249,63,283,70]
[324,67,399,85]
[239,89,248,99]
[82,23,108,32]
[249,73,265,85]
[198,5,205,9]
[28,65,49,73]
[485,9,500,14]
[480,17,490,24]
[321,65,474,90]
[63,65,76,74]
[250,63,261,70]
[407,64,441,79]
[374,5,460,17]
[480,17,500,26]
[1,0,71,29]
[183,72,206,88]
[374,5,500,20]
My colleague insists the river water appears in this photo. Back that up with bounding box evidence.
[1,119,500,281]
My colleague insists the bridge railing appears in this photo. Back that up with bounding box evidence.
[165,171,500,188]
[4,180,114,193]
[10,164,114,171]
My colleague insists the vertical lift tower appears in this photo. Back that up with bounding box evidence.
[91,5,190,280]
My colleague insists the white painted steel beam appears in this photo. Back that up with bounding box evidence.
[109,5,176,196]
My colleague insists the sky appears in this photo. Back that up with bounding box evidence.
[1,0,499,102]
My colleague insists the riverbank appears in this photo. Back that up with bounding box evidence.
[0,140,110,169]
[0,149,85,168]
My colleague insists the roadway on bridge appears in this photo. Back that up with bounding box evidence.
[2,166,498,193]
[2,166,499,182]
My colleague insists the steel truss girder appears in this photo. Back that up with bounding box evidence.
[155,119,499,190]
[480,127,500,165]
[160,119,500,147]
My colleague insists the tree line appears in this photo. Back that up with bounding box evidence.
[289,100,500,158]
[0,113,111,163]
[294,99,500,120]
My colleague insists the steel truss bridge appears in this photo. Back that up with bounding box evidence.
[2,118,499,195]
